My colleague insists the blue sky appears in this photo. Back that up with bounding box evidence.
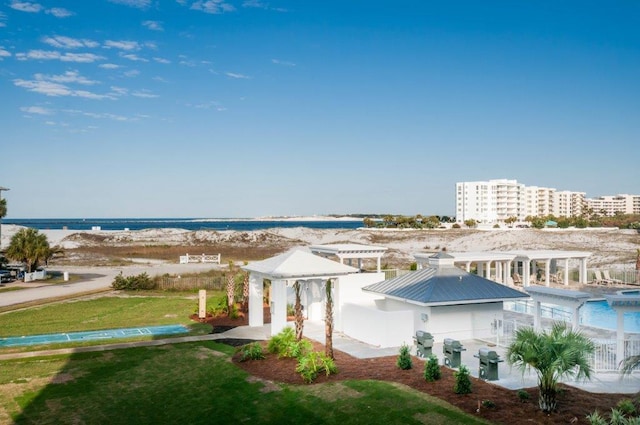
[1,1,638,218]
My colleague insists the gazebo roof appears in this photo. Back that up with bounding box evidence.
[362,263,528,306]
[309,243,387,256]
[242,249,359,279]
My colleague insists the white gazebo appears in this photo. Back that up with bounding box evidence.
[415,251,517,284]
[525,285,592,331]
[309,244,388,273]
[242,250,359,336]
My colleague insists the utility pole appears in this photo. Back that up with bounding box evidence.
[0,186,9,251]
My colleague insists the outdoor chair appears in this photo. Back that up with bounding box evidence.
[603,270,624,286]
[511,273,522,286]
[592,270,612,286]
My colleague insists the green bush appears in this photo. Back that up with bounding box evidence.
[423,355,441,382]
[616,399,637,416]
[237,342,265,361]
[111,272,156,290]
[452,223,461,229]
[517,389,530,402]
[453,365,472,394]
[481,400,496,408]
[206,295,229,317]
[295,351,338,383]
[586,411,608,425]
[396,344,412,370]
[267,327,311,358]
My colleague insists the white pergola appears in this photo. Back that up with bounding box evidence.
[604,294,640,366]
[242,250,359,336]
[415,250,591,287]
[525,285,592,331]
[508,250,591,286]
[309,243,388,273]
[415,251,517,284]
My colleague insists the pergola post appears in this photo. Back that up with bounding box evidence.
[465,261,471,273]
[248,273,264,327]
[579,258,588,284]
[544,259,551,286]
[484,261,491,279]
[523,260,531,286]
[533,299,542,331]
[505,260,512,285]
[477,262,484,277]
[496,261,503,283]
[270,279,288,336]
[616,309,625,368]
[563,259,570,285]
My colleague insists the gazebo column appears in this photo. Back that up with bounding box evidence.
[376,256,381,272]
[465,261,471,273]
[496,261,503,283]
[563,259,570,285]
[533,299,542,331]
[579,258,588,284]
[484,261,492,279]
[523,260,532,287]
[358,258,363,270]
[544,259,551,286]
[270,279,288,336]
[307,279,324,321]
[477,262,484,277]
[505,260,512,285]
[248,273,264,327]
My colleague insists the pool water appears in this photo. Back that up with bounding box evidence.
[579,300,640,333]
[0,324,189,347]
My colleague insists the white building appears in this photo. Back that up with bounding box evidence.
[456,179,587,223]
[586,194,640,216]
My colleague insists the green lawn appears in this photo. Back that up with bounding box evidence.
[0,292,220,353]
[0,341,490,425]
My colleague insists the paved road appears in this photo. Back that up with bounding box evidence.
[0,262,222,308]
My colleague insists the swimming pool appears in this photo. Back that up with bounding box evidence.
[0,324,189,347]
[579,300,640,333]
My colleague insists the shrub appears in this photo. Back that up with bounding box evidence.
[586,411,607,425]
[296,351,337,383]
[481,400,496,408]
[616,399,637,416]
[111,272,156,290]
[286,303,295,316]
[423,355,441,382]
[517,389,530,402]
[206,295,229,317]
[452,223,461,229]
[453,365,472,394]
[267,327,311,358]
[396,344,412,370]
[237,342,265,361]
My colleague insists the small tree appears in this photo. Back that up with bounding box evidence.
[226,261,236,317]
[507,322,594,412]
[424,355,441,382]
[396,344,412,370]
[325,279,334,359]
[454,365,472,394]
[293,280,304,341]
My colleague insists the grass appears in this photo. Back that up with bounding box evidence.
[0,292,222,353]
[0,342,489,425]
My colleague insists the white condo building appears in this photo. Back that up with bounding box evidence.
[586,194,640,216]
[456,179,588,223]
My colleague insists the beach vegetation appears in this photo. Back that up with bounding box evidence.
[5,228,50,272]
[463,219,477,228]
[111,272,155,290]
[424,355,441,382]
[296,350,338,383]
[453,365,472,394]
[507,322,594,413]
[237,342,265,361]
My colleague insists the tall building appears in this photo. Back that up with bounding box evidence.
[586,194,640,216]
[455,179,587,223]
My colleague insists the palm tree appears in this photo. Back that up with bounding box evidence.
[620,354,640,375]
[293,280,304,341]
[325,279,334,359]
[226,260,236,317]
[0,197,7,251]
[241,263,250,313]
[6,228,50,272]
[507,322,595,413]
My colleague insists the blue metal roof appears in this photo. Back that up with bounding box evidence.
[362,265,529,306]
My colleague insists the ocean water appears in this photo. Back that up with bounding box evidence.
[3,218,363,232]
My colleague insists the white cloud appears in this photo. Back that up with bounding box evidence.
[46,7,74,18]
[131,89,159,98]
[34,70,97,85]
[121,53,148,62]
[9,1,43,13]
[124,69,140,77]
[20,106,53,115]
[104,40,141,50]
[15,50,104,63]
[272,58,295,67]
[190,0,235,14]
[41,36,99,49]
[153,76,168,83]
[108,0,150,8]
[225,72,250,79]
[0,47,11,59]
[153,57,171,64]
[0,12,7,27]
[142,20,163,31]
[179,59,196,67]
[14,73,111,99]
[109,86,129,96]
[99,63,120,69]
[242,0,286,12]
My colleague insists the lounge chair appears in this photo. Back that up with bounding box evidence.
[592,270,612,286]
[512,273,522,286]
[603,270,624,286]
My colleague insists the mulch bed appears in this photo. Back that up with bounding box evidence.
[194,313,637,425]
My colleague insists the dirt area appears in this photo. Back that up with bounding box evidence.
[200,313,639,425]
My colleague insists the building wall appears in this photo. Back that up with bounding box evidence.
[586,194,640,216]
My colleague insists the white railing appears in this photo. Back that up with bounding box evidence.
[23,269,47,282]
[179,253,221,264]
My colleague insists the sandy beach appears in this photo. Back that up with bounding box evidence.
[2,224,638,270]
